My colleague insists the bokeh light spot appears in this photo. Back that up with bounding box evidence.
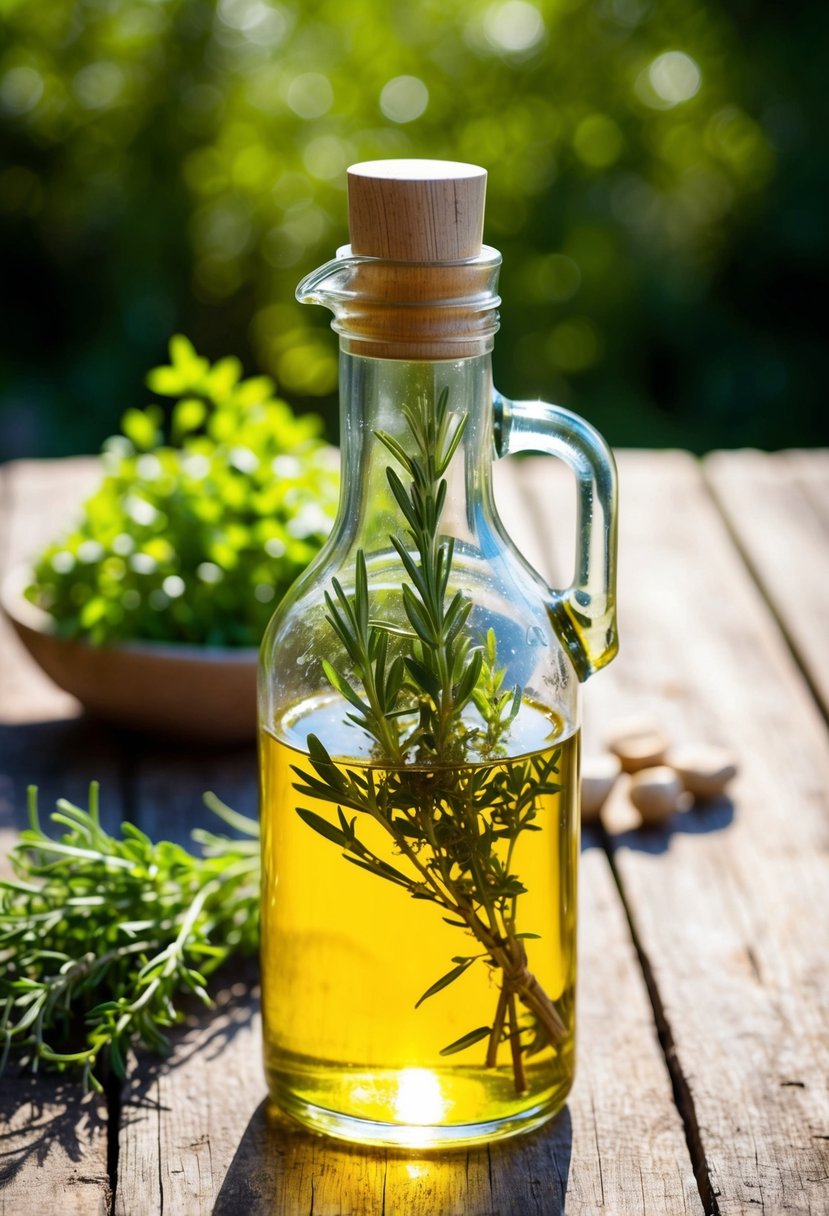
[483,1,545,54]
[197,562,223,584]
[379,76,429,124]
[162,575,186,598]
[0,67,44,116]
[644,51,702,108]
[51,551,75,575]
[605,0,650,29]
[303,135,350,181]
[219,0,279,33]
[73,62,125,111]
[286,73,334,120]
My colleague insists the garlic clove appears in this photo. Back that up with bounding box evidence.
[607,722,671,773]
[581,754,621,823]
[629,765,682,825]
[668,744,738,800]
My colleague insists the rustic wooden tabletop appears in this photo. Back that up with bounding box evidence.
[1,450,827,1216]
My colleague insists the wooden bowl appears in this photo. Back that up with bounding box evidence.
[1,566,258,744]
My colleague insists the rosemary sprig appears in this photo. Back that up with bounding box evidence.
[293,387,568,1093]
[320,388,483,764]
[0,784,259,1093]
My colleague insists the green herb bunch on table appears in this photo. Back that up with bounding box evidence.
[0,784,259,1093]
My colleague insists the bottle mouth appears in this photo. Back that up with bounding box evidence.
[297,245,502,360]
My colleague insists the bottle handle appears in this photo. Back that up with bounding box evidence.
[494,391,619,681]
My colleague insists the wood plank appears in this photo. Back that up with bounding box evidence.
[0,460,114,1213]
[116,459,699,1215]
[520,449,829,1216]
[785,450,829,520]
[0,1079,109,1216]
[704,449,829,723]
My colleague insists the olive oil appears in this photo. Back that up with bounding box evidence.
[259,695,579,1148]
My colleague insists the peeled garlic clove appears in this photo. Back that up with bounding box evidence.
[629,766,682,825]
[581,754,621,822]
[607,722,670,773]
[669,744,738,800]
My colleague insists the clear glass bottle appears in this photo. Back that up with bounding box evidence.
[259,160,618,1149]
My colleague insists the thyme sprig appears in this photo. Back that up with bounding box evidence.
[0,784,259,1093]
[293,387,567,1092]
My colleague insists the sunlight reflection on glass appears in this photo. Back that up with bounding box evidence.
[394,1069,447,1127]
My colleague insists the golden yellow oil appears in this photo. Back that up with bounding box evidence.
[259,696,579,1148]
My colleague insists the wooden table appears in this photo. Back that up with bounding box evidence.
[1,450,827,1215]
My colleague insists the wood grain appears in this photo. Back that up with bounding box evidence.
[704,449,829,723]
[521,450,829,1216]
[347,159,487,261]
[0,1080,109,1216]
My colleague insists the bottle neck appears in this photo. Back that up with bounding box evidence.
[297,246,502,362]
[334,351,497,553]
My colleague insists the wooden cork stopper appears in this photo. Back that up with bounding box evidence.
[347,160,487,263]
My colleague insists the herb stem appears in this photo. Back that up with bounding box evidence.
[507,992,527,1094]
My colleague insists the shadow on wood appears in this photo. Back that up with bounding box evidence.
[212,1101,573,1216]
[606,795,735,856]
[0,1075,109,1202]
[0,717,127,837]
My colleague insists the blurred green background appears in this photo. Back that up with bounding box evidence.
[1,0,826,460]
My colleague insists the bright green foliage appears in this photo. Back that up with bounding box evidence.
[0,784,259,1092]
[26,336,339,647]
[1,0,821,454]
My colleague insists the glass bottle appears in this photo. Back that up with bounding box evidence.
[259,160,618,1149]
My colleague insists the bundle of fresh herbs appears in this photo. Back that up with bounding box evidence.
[26,335,338,648]
[279,388,569,1096]
[0,784,258,1092]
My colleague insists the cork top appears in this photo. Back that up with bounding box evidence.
[298,158,500,359]
[347,159,487,262]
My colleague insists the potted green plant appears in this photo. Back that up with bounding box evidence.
[1,337,338,742]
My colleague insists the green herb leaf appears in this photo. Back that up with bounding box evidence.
[322,661,370,712]
[342,854,411,888]
[295,806,350,847]
[414,959,472,1008]
[403,656,442,702]
[439,1026,492,1056]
